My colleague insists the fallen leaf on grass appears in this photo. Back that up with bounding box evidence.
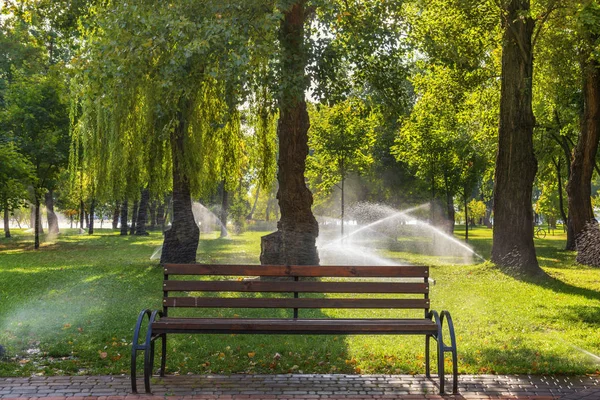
[247,352,256,358]
[99,352,108,359]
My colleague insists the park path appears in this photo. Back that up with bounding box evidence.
[1,374,599,399]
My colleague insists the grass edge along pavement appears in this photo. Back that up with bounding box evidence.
[0,227,599,380]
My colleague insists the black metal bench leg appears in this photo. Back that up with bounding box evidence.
[437,331,445,394]
[441,310,458,394]
[131,309,152,393]
[160,334,167,377]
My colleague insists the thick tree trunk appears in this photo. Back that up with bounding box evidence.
[136,188,150,235]
[161,108,199,264]
[567,57,600,258]
[220,184,229,238]
[34,196,41,249]
[4,200,10,238]
[120,200,129,236]
[89,199,95,235]
[130,200,139,235]
[491,0,542,275]
[45,190,59,235]
[112,203,120,230]
[260,0,319,266]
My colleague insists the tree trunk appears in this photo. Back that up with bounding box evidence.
[45,190,59,235]
[34,196,41,249]
[129,200,139,235]
[247,186,260,220]
[567,56,600,258]
[444,174,455,234]
[3,200,10,238]
[220,184,229,238]
[149,201,157,231]
[112,202,120,230]
[157,200,166,232]
[120,200,129,236]
[491,0,542,276]
[79,199,84,230]
[136,188,150,235]
[89,199,95,234]
[464,194,469,243]
[553,158,569,241]
[161,106,199,264]
[260,0,319,266]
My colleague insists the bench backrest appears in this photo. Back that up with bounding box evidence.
[162,264,430,319]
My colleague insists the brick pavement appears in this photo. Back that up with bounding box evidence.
[0,374,599,400]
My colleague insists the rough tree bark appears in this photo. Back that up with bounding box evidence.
[160,107,199,264]
[120,200,129,236]
[260,0,319,266]
[136,188,150,235]
[491,0,543,275]
[567,56,600,257]
[45,190,59,235]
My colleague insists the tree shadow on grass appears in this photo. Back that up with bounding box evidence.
[497,267,600,302]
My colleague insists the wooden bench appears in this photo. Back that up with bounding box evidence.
[131,264,458,394]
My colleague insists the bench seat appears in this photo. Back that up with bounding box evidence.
[152,317,439,334]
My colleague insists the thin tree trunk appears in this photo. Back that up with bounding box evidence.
[112,202,120,230]
[45,190,59,235]
[260,0,319,266]
[34,196,41,249]
[464,194,469,243]
[247,186,260,220]
[130,200,139,235]
[3,200,10,238]
[567,56,600,257]
[120,200,129,236]
[552,158,569,237]
[79,200,84,230]
[136,188,150,235]
[220,184,229,238]
[491,0,542,275]
[89,199,95,234]
[161,105,199,264]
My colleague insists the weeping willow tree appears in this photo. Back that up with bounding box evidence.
[71,0,277,263]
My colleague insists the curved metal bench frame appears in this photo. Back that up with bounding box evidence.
[131,309,166,394]
[426,310,458,394]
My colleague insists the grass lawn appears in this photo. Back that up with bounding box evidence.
[0,226,599,378]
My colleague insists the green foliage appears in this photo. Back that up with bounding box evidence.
[468,199,487,224]
[72,0,280,202]
[306,98,379,206]
[0,142,34,212]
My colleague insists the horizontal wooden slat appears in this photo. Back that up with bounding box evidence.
[152,317,438,334]
[164,280,429,294]
[163,297,429,309]
[163,264,428,278]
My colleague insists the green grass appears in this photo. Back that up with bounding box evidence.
[0,226,599,377]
